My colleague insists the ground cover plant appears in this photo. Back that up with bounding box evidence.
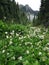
[0,20,49,65]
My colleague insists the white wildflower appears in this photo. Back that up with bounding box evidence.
[46,47,49,50]
[38,35,44,39]
[10,30,14,35]
[19,36,23,40]
[25,42,32,45]
[26,50,29,54]
[11,56,15,60]
[25,42,27,45]
[12,30,14,33]
[5,32,8,34]
[38,52,42,56]
[10,36,12,38]
[16,33,19,36]
[18,56,22,60]
[6,35,9,39]
[10,32,14,35]
[43,47,49,51]
[7,53,9,55]
[4,16,6,19]
[2,50,5,53]
[27,34,30,38]
[19,44,22,46]
[36,41,41,46]
[43,32,46,35]
[24,36,26,38]
[30,42,32,45]
[30,27,36,30]
[32,53,35,56]
[9,40,13,45]
[47,43,49,46]
[34,28,41,33]
[10,32,13,35]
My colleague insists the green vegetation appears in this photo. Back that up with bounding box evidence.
[0,0,28,24]
[0,20,49,65]
[39,0,49,26]
[32,0,49,27]
[0,0,49,65]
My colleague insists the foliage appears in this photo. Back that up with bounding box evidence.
[0,20,49,65]
[0,0,28,24]
[39,0,49,26]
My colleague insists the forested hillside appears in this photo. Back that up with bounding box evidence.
[0,0,28,24]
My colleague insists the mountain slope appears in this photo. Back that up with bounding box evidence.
[19,4,38,15]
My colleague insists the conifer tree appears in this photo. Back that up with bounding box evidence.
[39,0,49,26]
[0,0,28,24]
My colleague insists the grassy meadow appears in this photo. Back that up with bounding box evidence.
[0,20,49,65]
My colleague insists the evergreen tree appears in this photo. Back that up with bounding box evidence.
[39,0,45,23]
[0,0,19,22]
[0,0,28,24]
[39,0,49,26]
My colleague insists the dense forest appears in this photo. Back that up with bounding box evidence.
[39,0,49,26]
[0,0,28,24]
[31,0,49,27]
[0,0,49,26]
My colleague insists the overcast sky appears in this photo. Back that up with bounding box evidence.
[15,0,41,11]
